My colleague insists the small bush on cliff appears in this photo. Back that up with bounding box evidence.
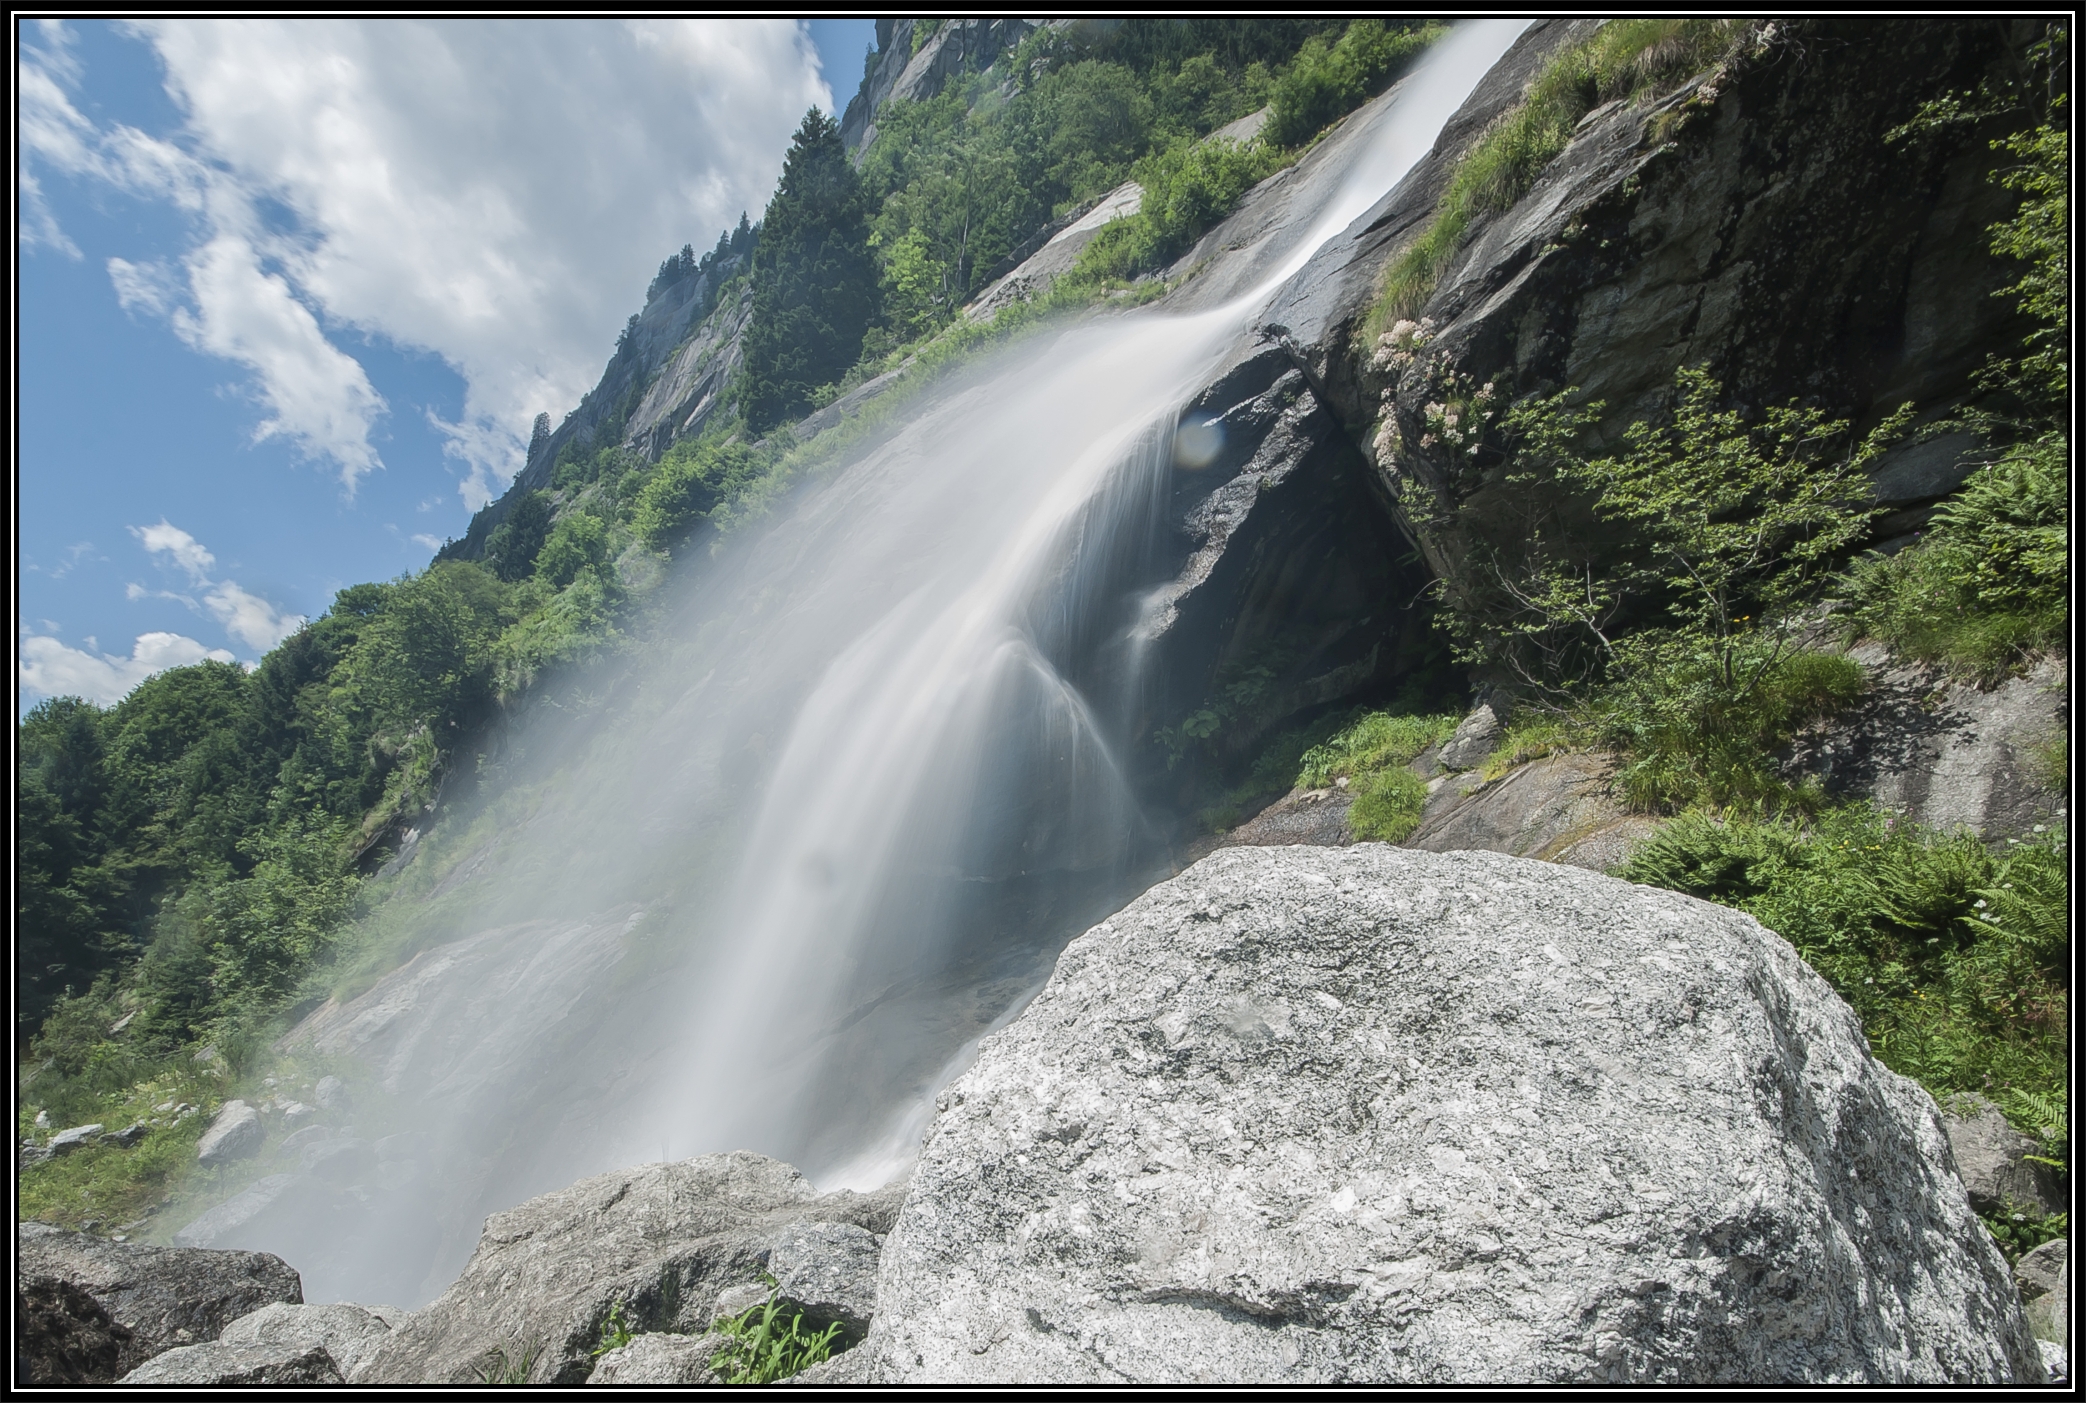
[1621,809,2069,1144]
[1265,19,1447,148]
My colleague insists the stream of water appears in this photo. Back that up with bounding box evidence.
[271,19,1529,1306]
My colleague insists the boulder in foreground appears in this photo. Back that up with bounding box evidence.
[16,1224,303,1379]
[355,1151,903,1384]
[865,845,2041,1384]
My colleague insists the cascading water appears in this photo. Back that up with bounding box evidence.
[261,20,1529,1306]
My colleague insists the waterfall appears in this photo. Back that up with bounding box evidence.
[267,19,1530,1306]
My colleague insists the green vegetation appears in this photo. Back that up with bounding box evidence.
[709,1292,845,1385]
[1265,19,1446,148]
[1620,810,2068,1168]
[1295,710,1459,841]
[741,110,878,433]
[473,1341,543,1386]
[1368,18,1746,335]
[1844,433,2068,680]
[1424,365,1906,813]
[591,1300,637,1360]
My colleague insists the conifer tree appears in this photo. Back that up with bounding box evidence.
[740,110,877,433]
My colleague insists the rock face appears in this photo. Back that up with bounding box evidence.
[1405,752,1657,873]
[218,1301,396,1377]
[1938,1094,2066,1217]
[585,1331,727,1385]
[355,1152,904,1385]
[17,1276,135,1385]
[1788,650,2068,843]
[866,845,2041,1384]
[1348,20,2039,639]
[16,1225,303,1378]
[842,19,1039,154]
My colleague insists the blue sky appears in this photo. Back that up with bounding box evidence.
[18,18,876,711]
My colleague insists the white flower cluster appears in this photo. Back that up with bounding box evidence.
[1368,317,1438,375]
[1419,375,1498,457]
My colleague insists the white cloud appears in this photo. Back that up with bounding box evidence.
[169,236,388,490]
[120,19,825,511]
[108,256,182,317]
[128,519,307,654]
[131,519,217,580]
[411,533,445,551]
[19,629,237,707]
[203,579,305,653]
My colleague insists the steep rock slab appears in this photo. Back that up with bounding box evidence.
[355,1152,904,1385]
[16,1225,303,1378]
[1404,752,1656,873]
[867,845,2040,1384]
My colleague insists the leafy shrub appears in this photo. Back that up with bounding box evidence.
[1843,432,2068,680]
[1265,19,1445,148]
[534,512,612,590]
[709,1293,844,1386]
[1620,808,2068,1125]
[1593,642,1864,812]
[1074,132,1287,282]
[630,440,771,551]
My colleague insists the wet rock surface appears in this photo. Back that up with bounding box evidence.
[865,845,2040,1384]
[354,1152,904,1385]
[16,1225,303,1378]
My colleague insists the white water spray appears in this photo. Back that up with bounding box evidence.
[269,20,1529,1305]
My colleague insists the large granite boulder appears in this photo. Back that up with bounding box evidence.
[2016,1239,2068,1349]
[354,1152,905,1385]
[584,1331,727,1385]
[16,1224,302,1378]
[865,845,2041,1384]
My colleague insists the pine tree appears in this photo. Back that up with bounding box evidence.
[740,110,877,434]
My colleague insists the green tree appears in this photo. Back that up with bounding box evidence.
[741,110,878,433]
[631,440,769,551]
[485,491,555,582]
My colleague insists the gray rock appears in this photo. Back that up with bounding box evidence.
[585,1331,726,1385]
[47,1123,106,1155]
[18,1274,136,1384]
[354,1152,906,1385]
[220,1301,392,1378]
[300,1137,373,1183]
[1435,703,1504,770]
[277,1124,334,1158]
[769,1220,880,1339]
[117,1340,342,1385]
[1404,751,1657,873]
[2040,1340,2069,1386]
[865,845,2041,1384]
[313,1075,351,1112]
[2016,1239,2068,1349]
[20,1141,53,1169]
[1939,1094,2065,1217]
[709,1282,770,1325]
[195,1101,263,1167]
[102,1122,149,1149]
[16,1225,302,1377]
[786,1345,874,1385]
[174,1173,356,1251]
[1869,431,1983,507]
[373,1130,430,1162]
